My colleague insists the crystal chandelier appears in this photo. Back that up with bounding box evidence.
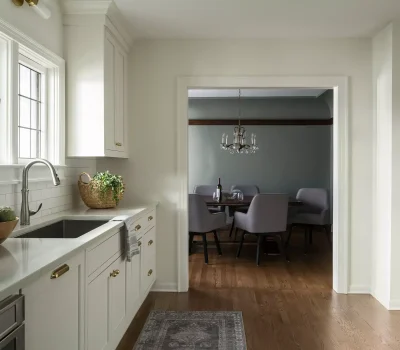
[220,89,259,154]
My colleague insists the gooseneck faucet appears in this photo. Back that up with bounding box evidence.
[20,159,61,226]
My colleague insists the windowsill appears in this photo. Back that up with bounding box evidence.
[0,177,67,186]
[0,164,67,168]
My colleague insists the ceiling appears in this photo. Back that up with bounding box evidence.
[114,0,400,39]
[188,89,328,99]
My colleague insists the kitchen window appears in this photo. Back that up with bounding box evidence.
[0,22,65,170]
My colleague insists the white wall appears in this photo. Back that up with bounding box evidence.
[0,0,63,57]
[98,38,373,291]
[0,1,96,216]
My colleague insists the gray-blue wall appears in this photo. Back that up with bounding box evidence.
[188,97,332,197]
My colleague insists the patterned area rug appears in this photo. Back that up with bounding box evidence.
[133,311,247,350]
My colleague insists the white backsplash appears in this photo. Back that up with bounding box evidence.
[0,158,96,224]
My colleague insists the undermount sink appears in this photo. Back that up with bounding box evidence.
[16,220,109,239]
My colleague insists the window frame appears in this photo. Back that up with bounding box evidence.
[0,18,65,170]
[17,54,48,163]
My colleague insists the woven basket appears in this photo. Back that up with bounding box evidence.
[78,172,124,209]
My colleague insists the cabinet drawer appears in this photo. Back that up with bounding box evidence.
[0,295,23,340]
[141,254,156,295]
[87,229,123,276]
[133,210,156,238]
[143,226,156,260]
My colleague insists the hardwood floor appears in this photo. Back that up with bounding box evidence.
[117,227,400,350]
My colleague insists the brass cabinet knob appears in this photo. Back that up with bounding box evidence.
[148,240,153,246]
[148,269,153,277]
[135,224,141,231]
[115,142,122,147]
[110,269,120,278]
[51,264,70,279]
[148,216,153,221]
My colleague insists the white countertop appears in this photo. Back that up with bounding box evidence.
[0,204,157,301]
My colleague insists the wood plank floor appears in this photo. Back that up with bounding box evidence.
[117,227,400,350]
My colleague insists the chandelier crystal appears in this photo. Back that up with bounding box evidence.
[220,89,259,154]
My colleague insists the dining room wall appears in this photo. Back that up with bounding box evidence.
[188,98,332,198]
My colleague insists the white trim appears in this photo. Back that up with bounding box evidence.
[62,0,112,15]
[151,281,178,292]
[177,76,349,294]
[0,177,67,186]
[389,299,400,310]
[348,285,371,294]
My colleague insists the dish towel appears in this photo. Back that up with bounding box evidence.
[111,215,140,261]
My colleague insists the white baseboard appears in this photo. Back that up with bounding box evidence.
[348,285,371,294]
[389,299,400,310]
[151,281,178,292]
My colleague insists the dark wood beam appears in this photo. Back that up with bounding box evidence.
[188,118,333,126]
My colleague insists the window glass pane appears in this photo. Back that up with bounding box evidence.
[31,101,39,129]
[19,128,30,158]
[19,96,30,128]
[30,131,38,158]
[31,70,39,101]
[19,65,30,97]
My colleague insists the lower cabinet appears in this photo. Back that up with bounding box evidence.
[23,252,85,350]
[87,255,127,350]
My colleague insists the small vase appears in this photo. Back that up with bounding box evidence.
[0,219,19,244]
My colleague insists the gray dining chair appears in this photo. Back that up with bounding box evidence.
[193,185,225,213]
[286,188,331,254]
[235,194,289,266]
[229,185,260,238]
[189,194,225,264]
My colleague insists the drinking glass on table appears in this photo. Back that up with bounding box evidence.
[237,192,244,201]
[213,192,219,202]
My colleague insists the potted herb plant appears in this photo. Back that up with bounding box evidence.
[0,207,19,244]
[78,171,125,209]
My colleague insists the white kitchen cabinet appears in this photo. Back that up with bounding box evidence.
[126,249,141,316]
[141,226,157,296]
[87,254,126,350]
[23,252,85,350]
[64,5,130,158]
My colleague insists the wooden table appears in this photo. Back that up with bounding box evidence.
[201,195,302,207]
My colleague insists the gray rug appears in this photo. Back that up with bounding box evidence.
[133,311,247,350]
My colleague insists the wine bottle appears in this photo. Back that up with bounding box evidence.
[217,178,222,203]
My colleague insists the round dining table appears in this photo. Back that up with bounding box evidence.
[200,195,302,207]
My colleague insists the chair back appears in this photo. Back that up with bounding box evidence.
[193,185,215,196]
[189,194,213,232]
[296,188,329,213]
[231,185,260,196]
[246,194,289,233]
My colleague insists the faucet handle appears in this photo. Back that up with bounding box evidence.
[29,203,43,217]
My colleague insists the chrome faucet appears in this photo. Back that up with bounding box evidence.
[20,159,61,226]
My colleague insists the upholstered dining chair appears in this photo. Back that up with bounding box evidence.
[193,185,225,213]
[235,194,289,266]
[229,185,260,238]
[286,188,331,254]
[189,194,225,264]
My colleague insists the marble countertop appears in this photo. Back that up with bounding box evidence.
[0,203,157,301]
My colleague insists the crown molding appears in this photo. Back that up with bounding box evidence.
[62,0,112,15]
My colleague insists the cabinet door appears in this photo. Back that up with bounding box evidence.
[104,31,116,152]
[23,253,84,350]
[109,256,126,335]
[113,46,126,153]
[141,228,156,296]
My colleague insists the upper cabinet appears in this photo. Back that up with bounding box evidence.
[63,1,132,158]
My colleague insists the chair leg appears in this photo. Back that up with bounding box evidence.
[189,232,194,255]
[309,226,313,244]
[304,227,309,255]
[229,217,235,237]
[324,225,332,246]
[276,232,290,262]
[256,234,263,266]
[236,231,246,258]
[285,225,293,249]
[213,230,222,256]
[234,227,238,241]
[202,233,209,264]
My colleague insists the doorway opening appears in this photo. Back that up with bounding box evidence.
[177,76,349,294]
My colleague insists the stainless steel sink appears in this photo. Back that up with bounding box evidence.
[16,220,109,239]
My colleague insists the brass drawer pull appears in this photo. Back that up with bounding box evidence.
[148,216,153,221]
[110,269,120,278]
[148,269,153,277]
[51,264,70,279]
[135,224,141,231]
[148,240,154,246]
[115,142,122,147]
[138,241,142,247]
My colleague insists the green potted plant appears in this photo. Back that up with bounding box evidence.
[78,171,125,209]
[0,207,19,244]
